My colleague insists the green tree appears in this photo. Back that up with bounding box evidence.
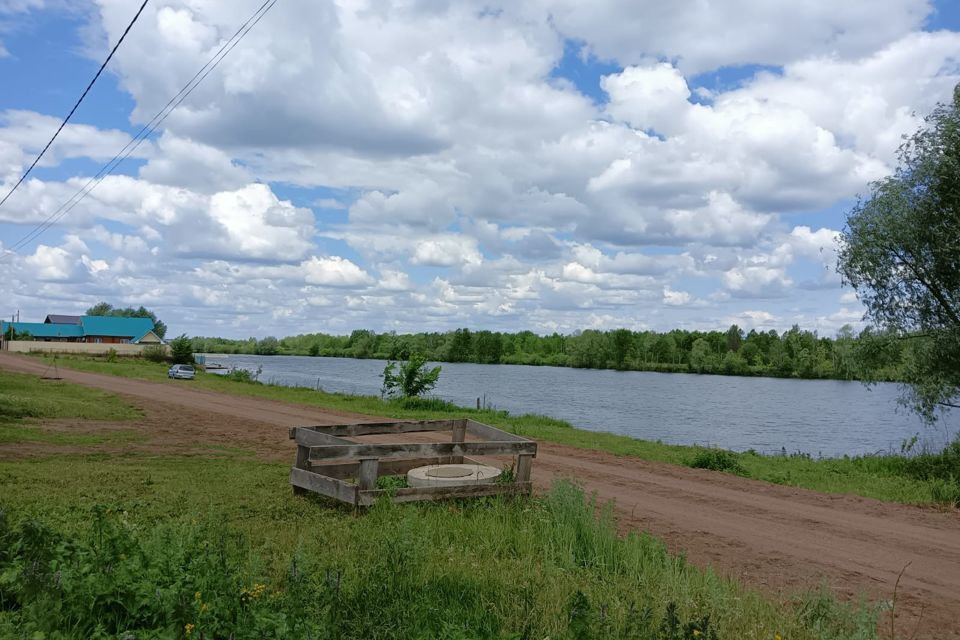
[653,334,676,364]
[689,338,711,373]
[838,85,960,419]
[381,353,442,399]
[255,337,279,356]
[721,351,748,375]
[740,341,761,367]
[168,334,194,365]
[725,324,743,352]
[610,328,634,370]
[447,328,473,362]
[473,330,503,364]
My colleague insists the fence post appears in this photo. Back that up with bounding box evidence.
[293,428,309,496]
[451,419,466,464]
[515,453,533,492]
[357,457,379,492]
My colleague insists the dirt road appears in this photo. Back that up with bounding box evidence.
[2,353,958,635]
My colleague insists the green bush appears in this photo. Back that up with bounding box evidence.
[688,449,748,476]
[381,353,441,399]
[224,368,260,384]
[142,344,168,363]
[901,436,960,482]
[929,478,960,507]
[169,334,195,365]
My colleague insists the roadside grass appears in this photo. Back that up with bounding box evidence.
[0,454,880,640]
[26,355,960,507]
[0,369,143,446]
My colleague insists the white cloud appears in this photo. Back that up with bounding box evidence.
[25,244,82,281]
[204,184,314,260]
[543,0,931,74]
[411,236,482,267]
[0,0,956,336]
[722,265,793,298]
[138,133,250,192]
[662,286,692,307]
[377,269,411,291]
[302,256,373,287]
[602,63,691,135]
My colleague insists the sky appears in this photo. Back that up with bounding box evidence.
[0,0,958,339]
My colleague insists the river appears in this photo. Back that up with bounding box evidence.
[201,354,958,457]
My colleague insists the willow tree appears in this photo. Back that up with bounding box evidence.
[838,85,960,420]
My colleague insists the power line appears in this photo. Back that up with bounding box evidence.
[0,0,150,211]
[3,0,279,257]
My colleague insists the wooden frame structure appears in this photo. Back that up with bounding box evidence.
[288,419,536,506]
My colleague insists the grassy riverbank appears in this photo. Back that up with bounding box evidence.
[26,354,960,507]
[0,368,879,639]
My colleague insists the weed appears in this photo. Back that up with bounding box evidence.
[223,368,261,384]
[929,478,960,507]
[688,449,748,476]
[375,474,408,491]
[0,480,880,639]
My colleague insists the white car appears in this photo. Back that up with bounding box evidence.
[167,364,196,380]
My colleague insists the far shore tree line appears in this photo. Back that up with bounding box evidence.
[188,323,910,382]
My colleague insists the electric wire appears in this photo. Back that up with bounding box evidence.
[3,0,278,256]
[0,0,150,211]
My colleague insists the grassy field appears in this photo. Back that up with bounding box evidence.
[28,354,960,508]
[0,369,880,639]
[0,368,143,446]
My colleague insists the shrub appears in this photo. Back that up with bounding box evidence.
[688,448,748,476]
[224,368,259,384]
[901,436,960,482]
[929,478,960,507]
[104,348,118,363]
[169,334,194,365]
[142,344,168,363]
[380,353,441,399]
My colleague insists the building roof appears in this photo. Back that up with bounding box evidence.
[1,321,84,338]
[44,314,82,325]
[80,316,156,340]
[3,315,159,342]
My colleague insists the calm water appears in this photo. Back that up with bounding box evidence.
[202,354,958,457]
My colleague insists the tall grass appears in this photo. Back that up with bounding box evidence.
[0,478,879,640]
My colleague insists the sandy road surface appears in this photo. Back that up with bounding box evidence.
[2,352,958,636]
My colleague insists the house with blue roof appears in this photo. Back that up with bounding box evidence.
[1,314,163,346]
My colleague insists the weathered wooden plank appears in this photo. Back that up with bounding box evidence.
[357,457,379,490]
[309,440,537,461]
[293,444,310,495]
[451,420,466,463]
[357,482,532,506]
[465,420,528,443]
[293,428,353,447]
[309,456,464,479]
[298,420,460,437]
[515,453,533,482]
[289,467,358,504]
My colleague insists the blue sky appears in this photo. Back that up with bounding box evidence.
[0,0,958,338]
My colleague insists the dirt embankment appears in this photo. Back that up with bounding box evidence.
[2,352,958,637]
